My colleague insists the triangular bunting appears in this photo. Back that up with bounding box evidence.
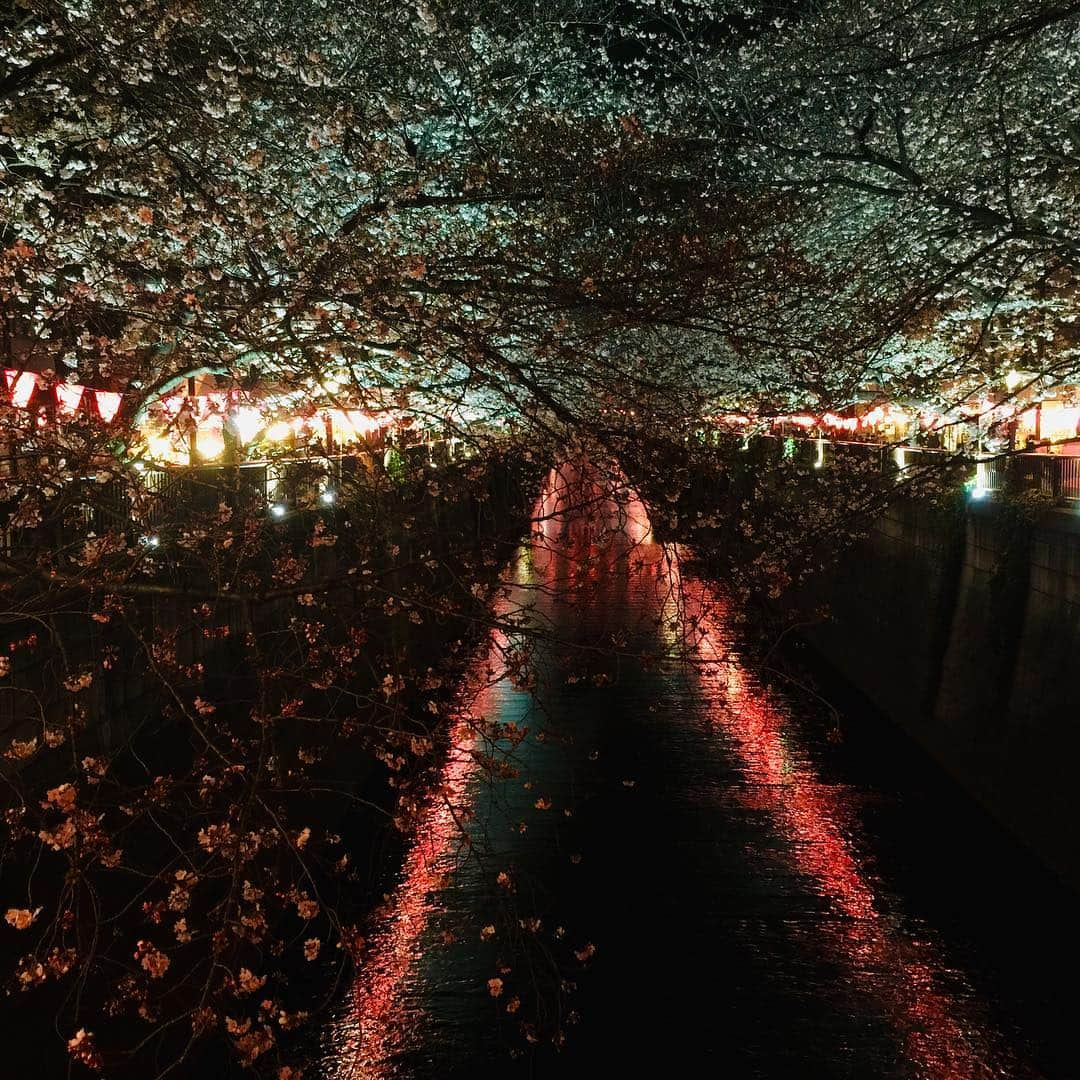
[9,371,39,408]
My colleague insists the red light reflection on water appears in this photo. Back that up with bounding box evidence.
[530,466,1021,1076]
[327,720,472,1076]
[330,467,620,1075]
[327,469,550,1078]
[662,551,1024,1078]
[329,668,509,1077]
[329,467,1023,1079]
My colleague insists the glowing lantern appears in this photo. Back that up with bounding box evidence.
[229,405,263,445]
[6,370,39,408]
[289,416,316,441]
[195,412,225,460]
[95,390,122,422]
[143,433,185,465]
[264,420,292,442]
[1038,402,1080,446]
[329,409,381,443]
[55,383,85,417]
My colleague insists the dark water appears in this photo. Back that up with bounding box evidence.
[318,466,1079,1079]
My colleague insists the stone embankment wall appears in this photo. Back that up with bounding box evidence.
[792,498,1080,887]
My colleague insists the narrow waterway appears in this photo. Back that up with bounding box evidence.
[318,465,1078,1079]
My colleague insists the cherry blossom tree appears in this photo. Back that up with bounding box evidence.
[5,0,1078,1072]
[0,1,812,1073]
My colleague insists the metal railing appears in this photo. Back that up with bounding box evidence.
[991,453,1080,501]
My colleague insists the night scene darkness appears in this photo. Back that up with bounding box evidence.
[3,1,1080,1077]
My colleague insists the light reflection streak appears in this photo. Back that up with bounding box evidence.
[526,466,1021,1076]
[325,466,1024,1079]
[324,706,481,1077]
[326,472,556,1077]
[657,545,1026,1079]
[327,466,611,1075]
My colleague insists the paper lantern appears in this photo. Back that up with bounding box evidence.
[94,390,123,422]
[5,370,39,408]
[55,383,86,416]
[229,405,263,445]
[195,412,225,460]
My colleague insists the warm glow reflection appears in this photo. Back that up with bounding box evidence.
[328,635,516,1077]
[659,548,1006,1076]
[325,466,1010,1078]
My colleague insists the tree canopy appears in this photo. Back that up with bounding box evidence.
[2,0,1079,1074]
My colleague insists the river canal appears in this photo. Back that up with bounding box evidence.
[316,464,1079,1079]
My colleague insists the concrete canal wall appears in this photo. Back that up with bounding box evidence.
[792,497,1080,888]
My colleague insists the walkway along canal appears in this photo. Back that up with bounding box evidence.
[317,464,1079,1079]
